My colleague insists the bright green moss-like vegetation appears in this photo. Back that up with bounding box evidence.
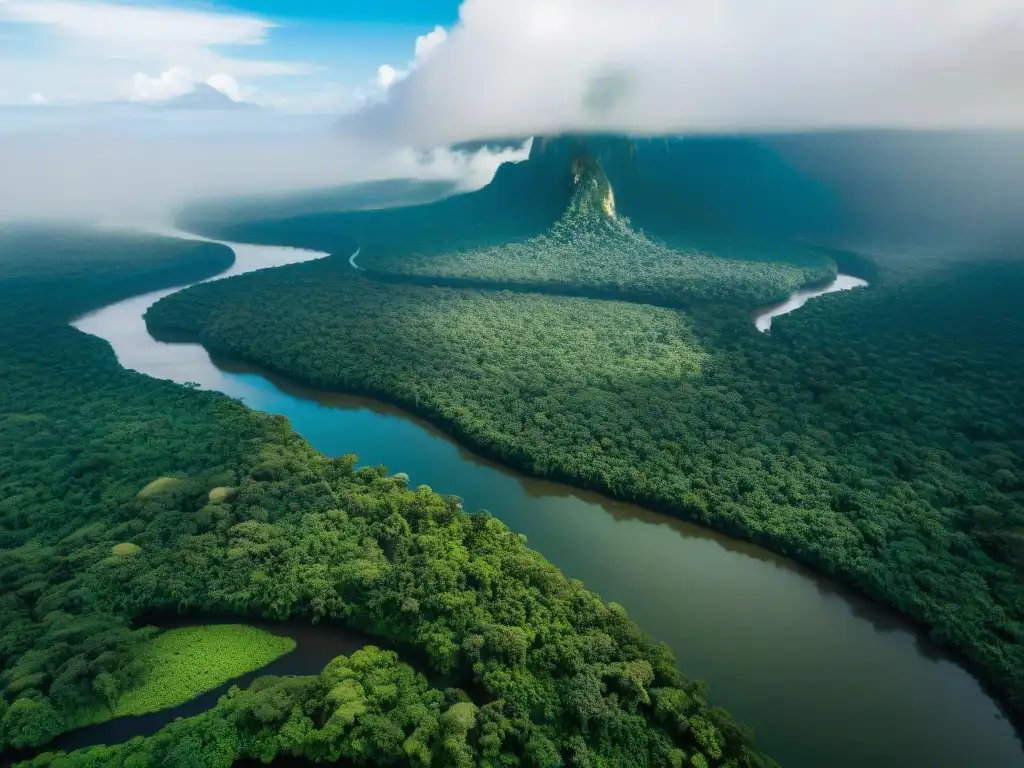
[101,625,294,720]
[1,228,772,766]
[110,543,141,558]
[136,477,183,498]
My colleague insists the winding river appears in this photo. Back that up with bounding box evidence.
[72,231,1023,768]
[755,274,869,332]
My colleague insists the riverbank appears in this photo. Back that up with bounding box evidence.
[753,274,869,332]
[76,227,1024,768]
[1,617,378,765]
[143,329,1024,748]
[2,225,775,768]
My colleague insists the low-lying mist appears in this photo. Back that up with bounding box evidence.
[0,108,531,226]
[2,105,1022,254]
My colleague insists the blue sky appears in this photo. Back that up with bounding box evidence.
[222,0,463,76]
[226,0,462,26]
[0,0,463,109]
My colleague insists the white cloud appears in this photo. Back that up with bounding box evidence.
[0,0,313,105]
[387,138,532,190]
[413,25,448,66]
[30,93,48,104]
[0,0,273,47]
[376,65,400,90]
[206,73,245,102]
[347,0,1024,145]
[128,66,194,102]
[372,24,450,96]
[0,110,531,224]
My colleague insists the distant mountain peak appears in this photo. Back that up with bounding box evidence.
[154,84,260,111]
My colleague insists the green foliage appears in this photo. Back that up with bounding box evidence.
[96,625,294,721]
[22,648,751,768]
[110,543,141,558]
[361,155,835,308]
[146,221,1024,729]
[0,227,249,751]
[136,477,184,498]
[0,227,234,322]
[146,262,710,455]
[16,650,440,768]
[3,699,62,749]
[1,227,773,765]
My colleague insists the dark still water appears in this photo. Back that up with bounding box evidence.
[25,617,374,760]
[73,231,1023,768]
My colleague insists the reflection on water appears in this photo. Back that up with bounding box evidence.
[0,616,377,766]
[214,355,810,567]
[754,274,869,332]
[71,232,1022,768]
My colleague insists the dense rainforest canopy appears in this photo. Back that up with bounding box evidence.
[0,228,770,766]
[356,155,835,309]
[154,137,1024,732]
[179,136,845,283]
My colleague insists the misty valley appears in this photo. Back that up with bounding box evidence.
[2,133,1023,768]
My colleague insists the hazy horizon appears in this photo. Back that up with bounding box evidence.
[3,0,1023,235]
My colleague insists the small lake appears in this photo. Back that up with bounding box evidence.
[73,232,1023,768]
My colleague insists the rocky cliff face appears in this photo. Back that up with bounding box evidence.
[488,131,1024,247]
[490,133,835,243]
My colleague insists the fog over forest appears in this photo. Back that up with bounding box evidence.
[2,2,1024,768]
[5,0,1024,239]
[2,102,1023,252]
[0,109,530,223]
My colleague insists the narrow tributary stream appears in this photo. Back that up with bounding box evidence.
[754,274,869,332]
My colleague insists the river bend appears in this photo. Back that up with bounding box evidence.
[754,274,869,332]
[71,229,1022,768]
